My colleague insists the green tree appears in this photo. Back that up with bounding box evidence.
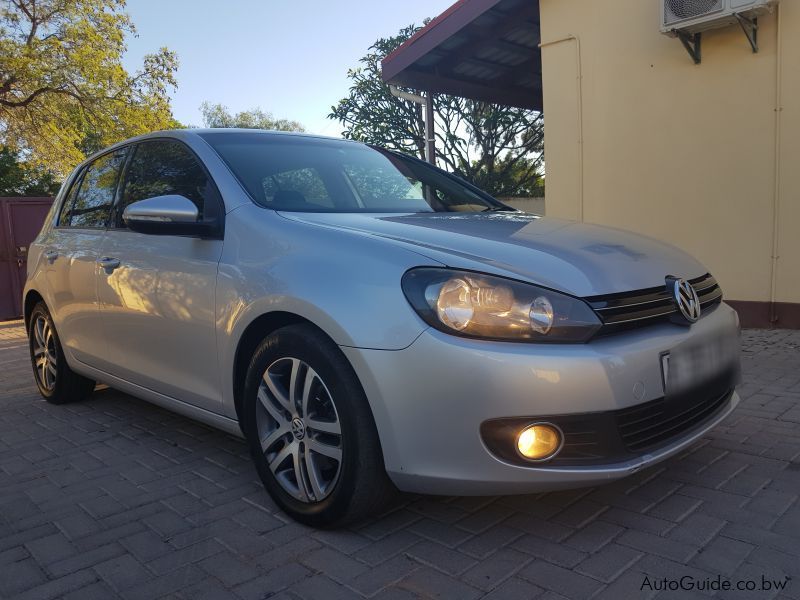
[200,102,305,132]
[0,146,59,195]
[329,23,544,198]
[0,0,179,175]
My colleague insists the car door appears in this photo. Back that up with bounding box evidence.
[41,148,127,366]
[96,139,224,412]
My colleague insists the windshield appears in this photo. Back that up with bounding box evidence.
[199,131,507,213]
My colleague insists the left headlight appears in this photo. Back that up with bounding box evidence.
[401,268,601,343]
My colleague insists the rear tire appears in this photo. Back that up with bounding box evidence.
[242,323,395,527]
[28,302,96,404]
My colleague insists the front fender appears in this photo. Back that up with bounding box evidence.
[216,204,439,418]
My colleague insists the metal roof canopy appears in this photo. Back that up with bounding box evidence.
[381,0,542,111]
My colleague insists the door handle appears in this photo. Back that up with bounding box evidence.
[97,257,121,272]
[44,250,58,264]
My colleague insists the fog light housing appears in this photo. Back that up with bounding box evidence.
[516,423,562,461]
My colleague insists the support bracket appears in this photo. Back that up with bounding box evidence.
[674,30,702,64]
[734,13,759,53]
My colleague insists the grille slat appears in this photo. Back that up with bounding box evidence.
[588,274,723,336]
[617,389,732,452]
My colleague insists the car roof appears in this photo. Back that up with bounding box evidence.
[76,128,361,172]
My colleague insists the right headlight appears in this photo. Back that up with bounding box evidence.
[401,268,601,343]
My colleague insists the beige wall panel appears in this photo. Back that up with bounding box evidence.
[775,2,800,304]
[540,35,582,220]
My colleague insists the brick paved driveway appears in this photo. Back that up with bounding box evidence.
[1,320,798,600]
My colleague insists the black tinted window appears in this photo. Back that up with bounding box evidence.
[119,140,210,222]
[57,169,84,226]
[68,150,127,228]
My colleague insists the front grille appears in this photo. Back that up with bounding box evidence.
[616,388,732,452]
[587,273,723,335]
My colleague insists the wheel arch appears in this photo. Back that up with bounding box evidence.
[23,289,45,332]
[232,311,341,428]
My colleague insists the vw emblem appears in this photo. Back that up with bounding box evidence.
[670,277,701,323]
[291,417,306,440]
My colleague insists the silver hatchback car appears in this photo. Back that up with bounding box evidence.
[24,129,741,526]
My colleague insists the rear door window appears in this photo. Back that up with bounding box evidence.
[66,149,128,228]
[57,169,85,226]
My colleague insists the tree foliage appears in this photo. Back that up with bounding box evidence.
[200,101,305,132]
[0,146,59,195]
[0,0,179,175]
[329,23,544,198]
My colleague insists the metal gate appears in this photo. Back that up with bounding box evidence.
[0,197,54,321]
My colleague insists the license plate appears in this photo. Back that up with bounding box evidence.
[661,329,740,395]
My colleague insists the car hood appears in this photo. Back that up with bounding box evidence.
[277,211,708,297]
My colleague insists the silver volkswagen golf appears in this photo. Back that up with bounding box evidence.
[24,129,741,526]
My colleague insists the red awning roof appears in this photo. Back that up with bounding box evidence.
[381,0,542,110]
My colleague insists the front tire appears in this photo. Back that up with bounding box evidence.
[242,324,394,527]
[28,302,96,404]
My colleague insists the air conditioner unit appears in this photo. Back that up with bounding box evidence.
[661,0,776,35]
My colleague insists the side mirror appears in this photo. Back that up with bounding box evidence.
[122,195,218,237]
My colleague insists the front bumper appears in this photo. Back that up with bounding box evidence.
[341,302,741,495]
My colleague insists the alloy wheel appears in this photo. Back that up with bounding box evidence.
[256,357,343,503]
[32,315,57,391]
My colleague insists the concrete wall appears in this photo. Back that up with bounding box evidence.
[539,0,798,323]
[501,197,546,214]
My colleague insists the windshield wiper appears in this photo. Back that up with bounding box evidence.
[481,206,515,213]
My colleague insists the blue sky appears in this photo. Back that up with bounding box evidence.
[122,0,454,137]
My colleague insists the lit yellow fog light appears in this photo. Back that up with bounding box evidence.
[516,424,562,461]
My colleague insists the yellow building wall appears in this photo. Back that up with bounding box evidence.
[539,0,797,308]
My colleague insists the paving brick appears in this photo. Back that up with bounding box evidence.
[454,501,514,534]
[353,530,420,566]
[564,521,624,553]
[600,508,675,535]
[405,540,478,576]
[513,534,588,568]
[520,560,603,600]
[121,564,205,600]
[461,547,531,591]
[196,550,260,587]
[481,576,544,600]
[24,532,75,566]
[647,494,703,523]
[47,543,126,578]
[407,518,473,548]
[311,528,371,555]
[575,544,643,583]
[397,567,482,600]
[667,513,726,547]
[617,530,698,563]
[120,529,174,562]
[300,545,370,582]
[286,573,358,600]
[12,569,99,600]
[62,580,118,600]
[234,563,312,599]
[0,557,47,597]
[594,570,657,600]
[348,555,418,596]
[552,500,609,529]
[504,513,574,542]
[93,552,155,592]
[146,539,225,576]
[174,577,234,600]
[457,523,524,559]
